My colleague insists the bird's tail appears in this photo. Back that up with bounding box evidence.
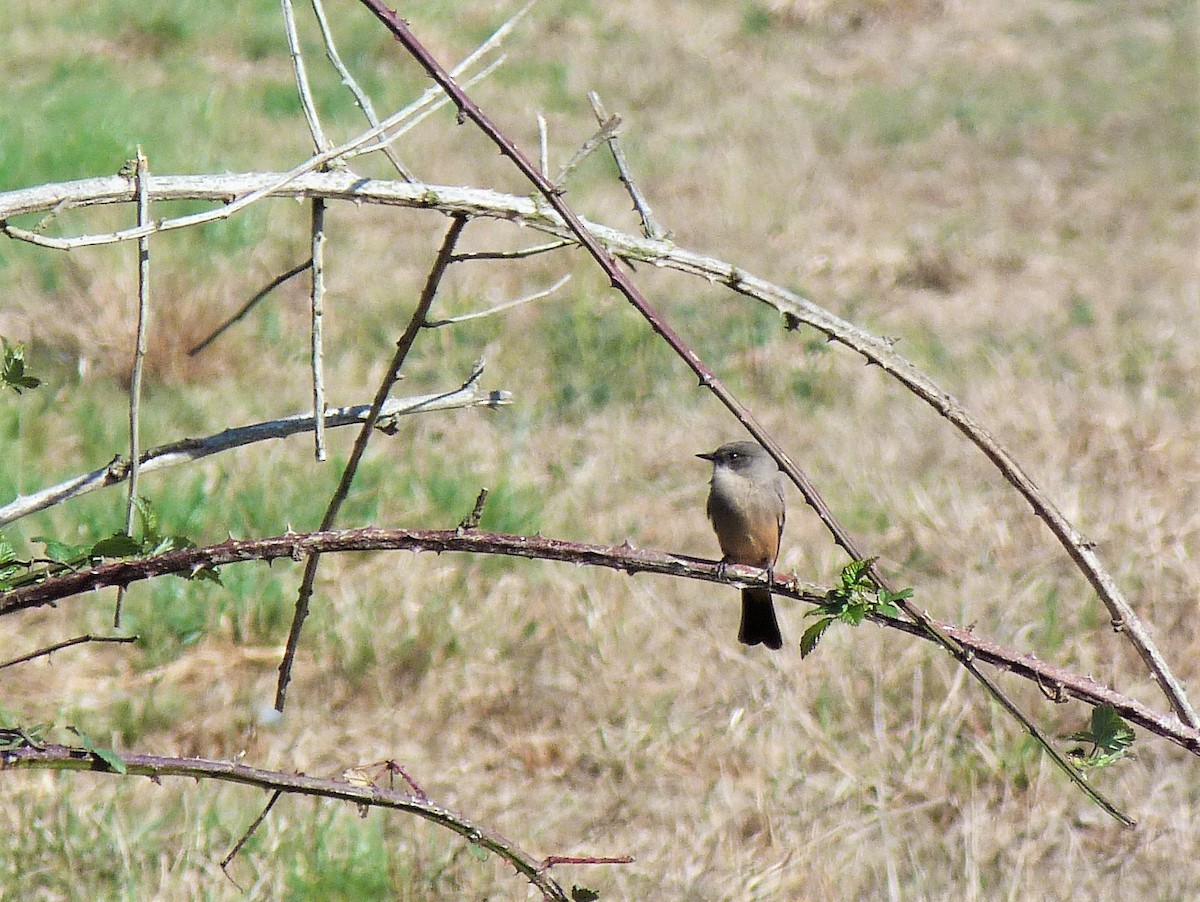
[739,587,782,650]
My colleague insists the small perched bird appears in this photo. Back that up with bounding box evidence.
[697,441,786,650]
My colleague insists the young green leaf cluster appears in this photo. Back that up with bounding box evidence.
[800,558,912,659]
[1067,704,1136,771]
[1,338,41,394]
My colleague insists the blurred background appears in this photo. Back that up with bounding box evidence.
[1,1,1197,898]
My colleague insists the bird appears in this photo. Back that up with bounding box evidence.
[697,441,785,650]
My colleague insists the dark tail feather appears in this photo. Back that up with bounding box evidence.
[739,588,782,650]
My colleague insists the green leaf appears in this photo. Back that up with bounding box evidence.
[34,536,92,564]
[1065,705,1135,769]
[2,338,42,393]
[800,617,834,658]
[154,533,196,556]
[1090,704,1135,754]
[838,602,868,626]
[878,586,913,605]
[91,533,144,558]
[132,496,162,545]
[572,888,600,902]
[91,746,128,774]
[876,601,903,619]
[67,726,127,774]
[839,557,876,589]
[466,842,489,862]
[0,534,15,567]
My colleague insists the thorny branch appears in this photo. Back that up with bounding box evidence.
[0,743,610,901]
[2,526,1197,762]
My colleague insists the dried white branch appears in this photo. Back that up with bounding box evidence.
[0,369,510,527]
[538,113,550,176]
[310,198,328,461]
[281,0,332,153]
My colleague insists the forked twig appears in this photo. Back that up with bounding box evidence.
[281,0,331,153]
[553,114,621,189]
[309,0,413,179]
[588,91,664,240]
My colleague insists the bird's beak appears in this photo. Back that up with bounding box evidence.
[696,451,717,462]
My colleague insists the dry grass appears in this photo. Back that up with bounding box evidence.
[2,0,1199,899]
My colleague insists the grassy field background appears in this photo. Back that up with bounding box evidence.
[1,0,1198,898]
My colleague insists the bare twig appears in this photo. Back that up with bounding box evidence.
[188,258,313,357]
[309,0,413,179]
[281,0,332,153]
[114,147,152,629]
[423,274,570,327]
[3,171,1191,723]
[0,633,138,670]
[222,788,282,885]
[350,6,1145,823]
[340,3,534,164]
[2,527,1196,765]
[553,114,622,190]
[449,239,571,262]
[0,370,510,527]
[3,744,578,901]
[588,91,664,240]
[310,198,328,461]
[540,854,636,871]
[274,215,469,713]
